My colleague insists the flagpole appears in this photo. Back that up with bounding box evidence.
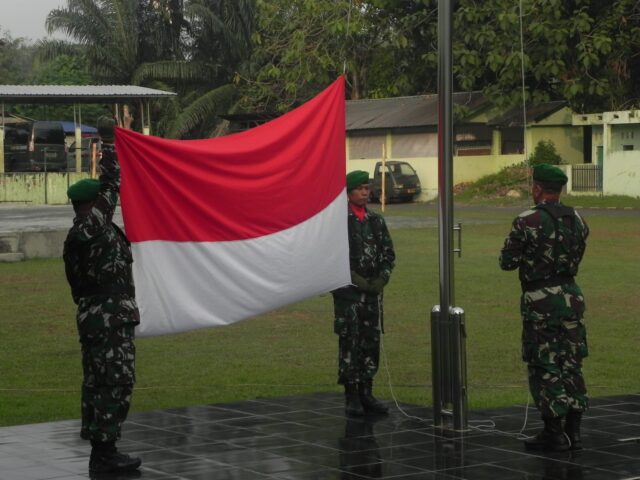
[381,143,386,212]
[432,0,468,431]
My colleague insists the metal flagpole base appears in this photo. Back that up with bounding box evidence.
[431,305,469,431]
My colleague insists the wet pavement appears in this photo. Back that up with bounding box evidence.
[1,392,638,479]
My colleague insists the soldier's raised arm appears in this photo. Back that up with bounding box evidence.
[91,116,120,224]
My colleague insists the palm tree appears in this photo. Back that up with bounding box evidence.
[133,0,256,137]
[40,0,256,138]
[43,0,144,84]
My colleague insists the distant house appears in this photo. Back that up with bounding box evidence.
[346,94,583,200]
[488,101,587,165]
[573,110,640,197]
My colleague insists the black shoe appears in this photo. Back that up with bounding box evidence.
[344,383,365,417]
[524,417,570,452]
[565,410,583,450]
[359,380,388,415]
[89,452,142,474]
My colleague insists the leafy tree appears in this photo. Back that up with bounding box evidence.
[453,0,640,112]
[240,0,406,111]
[363,0,640,112]
[368,0,438,97]
[13,54,105,123]
[0,30,34,84]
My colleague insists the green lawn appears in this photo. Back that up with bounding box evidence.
[1,203,638,426]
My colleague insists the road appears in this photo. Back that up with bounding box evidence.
[0,204,123,234]
[1,201,635,235]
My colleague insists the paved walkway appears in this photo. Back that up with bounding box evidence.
[1,393,639,479]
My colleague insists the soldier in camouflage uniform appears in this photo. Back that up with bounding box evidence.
[499,163,589,452]
[63,117,141,474]
[333,170,395,417]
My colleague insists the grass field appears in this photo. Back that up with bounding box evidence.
[1,202,639,427]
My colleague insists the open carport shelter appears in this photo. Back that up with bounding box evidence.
[0,85,176,173]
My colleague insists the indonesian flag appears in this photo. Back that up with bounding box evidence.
[116,77,350,337]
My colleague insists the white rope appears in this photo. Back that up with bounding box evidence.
[343,0,353,75]
[380,334,533,440]
[519,0,533,199]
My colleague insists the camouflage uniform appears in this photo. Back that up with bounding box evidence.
[333,207,395,385]
[63,146,140,443]
[499,200,589,418]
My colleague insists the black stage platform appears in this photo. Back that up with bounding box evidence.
[1,393,638,480]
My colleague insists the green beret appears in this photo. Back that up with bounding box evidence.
[67,179,100,202]
[533,163,567,185]
[346,170,370,190]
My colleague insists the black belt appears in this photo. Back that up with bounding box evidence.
[522,275,574,292]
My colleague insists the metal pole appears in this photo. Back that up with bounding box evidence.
[146,102,151,135]
[74,105,82,173]
[381,143,386,212]
[438,0,455,317]
[0,103,5,174]
[431,0,468,431]
[43,148,48,205]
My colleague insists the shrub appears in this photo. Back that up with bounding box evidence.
[528,140,562,166]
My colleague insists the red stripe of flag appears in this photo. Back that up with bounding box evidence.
[117,76,346,243]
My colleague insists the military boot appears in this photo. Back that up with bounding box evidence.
[359,380,389,415]
[89,440,142,474]
[564,410,583,450]
[524,416,570,452]
[344,383,365,417]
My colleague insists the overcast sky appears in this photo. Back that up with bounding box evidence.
[0,0,68,42]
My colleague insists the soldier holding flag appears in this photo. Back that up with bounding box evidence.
[63,117,142,474]
[333,170,395,417]
[500,163,589,452]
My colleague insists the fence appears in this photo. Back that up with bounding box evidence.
[571,164,602,192]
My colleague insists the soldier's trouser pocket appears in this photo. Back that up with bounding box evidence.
[82,326,136,387]
[334,300,357,337]
[105,336,136,385]
[521,321,545,364]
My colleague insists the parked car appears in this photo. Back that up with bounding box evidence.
[369,160,421,203]
[67,136,100,172]
[4,121,68,172]
[28,121,68,172]
[2,123,30,172]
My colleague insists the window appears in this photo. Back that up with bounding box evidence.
[622,145,634,151]
[349,134,386,159]
[392,132,437,157]
[620,130,634,140]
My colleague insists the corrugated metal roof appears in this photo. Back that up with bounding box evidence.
[346,92,487,130]
[487,101,567,127]
[0,85,176,104]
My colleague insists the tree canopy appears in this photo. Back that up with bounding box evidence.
[2,0,639,136]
